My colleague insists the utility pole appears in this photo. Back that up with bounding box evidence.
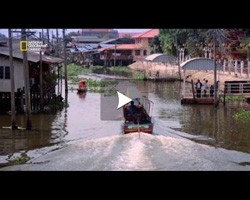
[47,29,50,45]
[56,29,59,57]
[104,50,107,67]
[8,29,18,130]
[42,29,44,40]
[56,29,60,95]
[63,29,68,102]
[40,50,43,111]
[175,36,181,80]
[39,32,44,111]
[21,28,32,130]
[114,41,117,66]
[213,30,218,108]
[51,30,54,44]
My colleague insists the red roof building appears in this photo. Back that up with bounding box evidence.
[95,29,160,65]
[132,29,159,38]
[132,29,159,61]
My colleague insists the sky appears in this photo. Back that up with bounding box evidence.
[0,29,150,37]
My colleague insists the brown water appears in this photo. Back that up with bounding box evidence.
[0,80,250,163]
[0,112,68,156]
[149,81,250,153]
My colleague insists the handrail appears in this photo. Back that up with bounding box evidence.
[224,82,250,95]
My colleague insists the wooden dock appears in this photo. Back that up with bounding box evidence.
[181,97,218,105]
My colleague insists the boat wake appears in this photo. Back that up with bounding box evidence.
[2,133,250,171]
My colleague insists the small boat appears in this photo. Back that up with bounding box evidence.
[77,79,87,93]
[123,97,154,134]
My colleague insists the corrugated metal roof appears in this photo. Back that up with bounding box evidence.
[100,38,117,44]
[0,47,63,64]
[145,53,163,61]
[75,47,86,52]
[0,41,7,47]
[100,38,135,44]
[69,48,75,53]
[85,44,99,48]
[181,57,223,71]
[76,43,100,51]
[97,46,114,52]
[99,44,114,48]
[145,53,177,64]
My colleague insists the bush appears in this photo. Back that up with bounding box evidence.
[233,109,250,122]
[62,64,91,79]
[222,96,246,103]
[133,71,145,80]
[108,66,132,77]
[64,64,144,80]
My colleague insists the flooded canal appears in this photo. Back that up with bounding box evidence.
[1,80,250,170]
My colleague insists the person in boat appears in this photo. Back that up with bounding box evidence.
[124,101,137,123]
[128,101,137,115]
[128,101,146,124]
[78,80,87,91]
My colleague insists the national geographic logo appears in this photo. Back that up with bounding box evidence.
[20,40,47,52]
[20,40,28,52]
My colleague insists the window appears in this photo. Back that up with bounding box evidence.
[135,50,140,56]
[0,66,3,79]
[143,50,147,56]
[5,66,10,79]
[136,38,141,44]
[0,66,10,79]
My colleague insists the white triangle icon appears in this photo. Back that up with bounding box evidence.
[117,91,132,110]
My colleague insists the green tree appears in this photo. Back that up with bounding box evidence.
[64,31,81,43]
[123,34,132,38]
[149,36,163,54]
[159,29,213,57]
[159,29,250,61]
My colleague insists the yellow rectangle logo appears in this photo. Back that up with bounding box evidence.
[20,41,28,51]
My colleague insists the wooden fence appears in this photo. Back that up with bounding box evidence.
[0,89,56,112]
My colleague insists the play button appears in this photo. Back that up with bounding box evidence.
[117,91,132,110]
[100,81,148,121]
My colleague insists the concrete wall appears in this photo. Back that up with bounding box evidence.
[0,56,24,92]
[141,38,148,49]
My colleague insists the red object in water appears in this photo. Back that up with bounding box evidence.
[77,80,87,93]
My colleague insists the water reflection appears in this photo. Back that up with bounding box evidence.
[140,81,250,153]
[77,92,87,100]
[0,112,68,156]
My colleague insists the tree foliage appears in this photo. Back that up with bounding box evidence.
[149,36,163,54]
[159,29,250,59]
[159,29,214,57]
[64,31,81,43]
[123,34,132,38]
